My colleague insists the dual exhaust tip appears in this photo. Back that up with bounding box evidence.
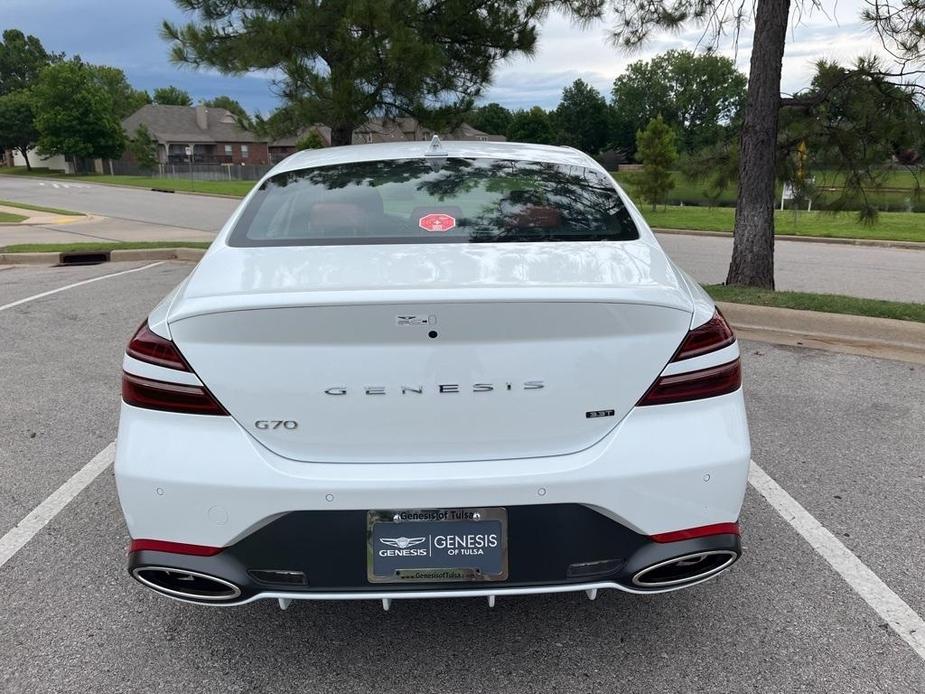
[132,566,241,602]
[631,550,738,589]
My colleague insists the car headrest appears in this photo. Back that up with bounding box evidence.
[504,204,561,229]
[310,202,370,230]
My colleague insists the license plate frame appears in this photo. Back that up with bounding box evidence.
[366,507,509,584]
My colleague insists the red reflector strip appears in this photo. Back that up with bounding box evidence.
[122,372,228,416]
[638,359,741,406]
[650,522,740,543]
[129,539,223,556]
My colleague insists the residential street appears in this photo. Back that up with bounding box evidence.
[0,260,923,693]
[1,175,923,303]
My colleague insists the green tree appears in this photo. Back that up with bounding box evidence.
[32,60,125,163]
[296,130,326,150]
[153,85,193,106]
[162,1,560,146]
[90,64,151,118]
[554,1,795,288]
[634,115,677,210]
[0,29,61,96]
[468,103,513,138]
[611,50,746,156]
[508,106,555,144]
[780,58,925,220]
[127,124,158,173]
[553,78,610,154]
[0,90,39,169]
[203,95,247,120]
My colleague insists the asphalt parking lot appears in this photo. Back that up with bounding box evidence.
[1,260,923,693]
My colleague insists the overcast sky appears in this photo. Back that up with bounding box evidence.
[3,0,886,114]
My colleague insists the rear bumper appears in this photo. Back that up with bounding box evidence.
[116,388,750,601]
[115,388,750,545]
[128,505,742,605]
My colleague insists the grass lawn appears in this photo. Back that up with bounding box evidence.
[0,211,27,223]
[0,168,253,197]
[0,199,84,216]
[613,169,923,212]
[705,284,925,323]
[0,241,211,253]
[642,206,925,243]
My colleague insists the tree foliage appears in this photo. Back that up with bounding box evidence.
[32,59,125,161]
[0,29,61,96]
[128,124,158,172]
[468,102,513,138]
[153,85,193,106]
[296,129,326,150]
[553,78,610,154]
[611,49,746,156]
[634,115,677,209]
[508,106,555,144]
[162,0,566,145]
[779,57,925,222]
[203,95,248,120]
[90,64,151,118]
[0,90,40,169]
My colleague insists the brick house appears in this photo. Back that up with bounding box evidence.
[352,117,505,145]
[121,104,270,165]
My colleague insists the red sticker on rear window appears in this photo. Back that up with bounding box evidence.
[418,213,456,233]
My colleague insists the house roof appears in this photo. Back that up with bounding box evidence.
[270,124,332,148]
[122,104,267,144]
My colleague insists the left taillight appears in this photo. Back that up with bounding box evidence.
[638,309,741,406]
[122,320,228,416]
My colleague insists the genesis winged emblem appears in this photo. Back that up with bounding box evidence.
[379,536,426,549]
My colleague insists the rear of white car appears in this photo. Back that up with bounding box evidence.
[115,141,749,605]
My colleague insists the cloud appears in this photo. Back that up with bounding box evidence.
[486,0,888,107]
[2,0,891,114]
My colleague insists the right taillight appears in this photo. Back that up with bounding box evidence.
[673,309,735,360]
[122,321,228,416]
[638,310,741,406]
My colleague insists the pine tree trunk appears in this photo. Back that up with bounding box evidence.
[329,123,354,147]
[726,0,791,289]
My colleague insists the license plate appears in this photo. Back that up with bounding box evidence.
[367,508,508,583]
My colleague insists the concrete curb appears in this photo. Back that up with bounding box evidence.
[0,247,206,265]
[718,302,925,365]
[654,227,925,251]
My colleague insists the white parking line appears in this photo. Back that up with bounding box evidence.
[0,262,164,313]
[0,443,116,569]
[749,461,925,661]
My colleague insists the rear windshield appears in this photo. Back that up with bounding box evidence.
[228,158,638,246]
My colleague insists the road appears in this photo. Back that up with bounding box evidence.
[0,175,923,303]
[0,261,923,693]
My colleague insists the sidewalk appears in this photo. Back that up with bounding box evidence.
[0,215,215,245]
[0,204,86,226]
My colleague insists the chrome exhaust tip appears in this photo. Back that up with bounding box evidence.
[132,566,241,602]
[632,550,738,588]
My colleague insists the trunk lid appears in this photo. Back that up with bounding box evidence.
[168,242,693,463]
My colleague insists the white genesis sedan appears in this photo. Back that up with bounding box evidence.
[116,139,750,607]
